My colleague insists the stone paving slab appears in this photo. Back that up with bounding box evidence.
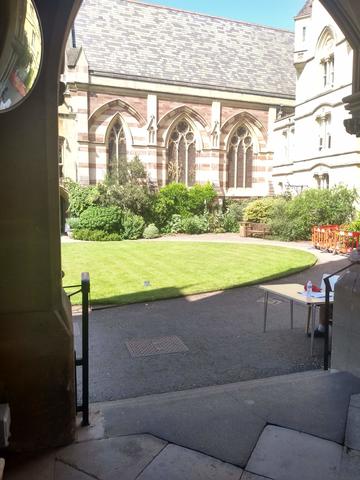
[56,435,167,480]
[246,425,342,480]
[137,444,243,480]
[241,472,272,480]
[339,450,360,480]
[350,393,360,408]
[55,461,94,480]
[345,404,360,451]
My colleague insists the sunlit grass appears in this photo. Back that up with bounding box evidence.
[62,241,316,305]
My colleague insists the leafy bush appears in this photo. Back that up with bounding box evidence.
[270,186,357,241]
[72,229,123,241]
[208,212,226,233]
[66,217,80,230]
[348,213,360,231]
[97,182,154,222]
[63,179,100,217]
[244,197,278,223]
[221,201,249,232]
[153,183,190,229]
[187,183,217,215]
[122,213,145,240]
[181,215,209,234]
[78,206,122,233]
[143,224,160,239]
[106,155,148,186]
[169,214,184,234]
[153,182,218,230]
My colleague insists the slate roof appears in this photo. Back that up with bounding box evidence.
[73,0,295,98]
[296,0,313,18]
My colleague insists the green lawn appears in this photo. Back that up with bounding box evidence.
[61,241,316,305]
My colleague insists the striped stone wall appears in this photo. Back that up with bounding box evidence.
[61,83,275,196]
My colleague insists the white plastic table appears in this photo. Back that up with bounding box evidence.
[259,283,333,356]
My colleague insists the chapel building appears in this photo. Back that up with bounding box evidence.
[59,0,295,199]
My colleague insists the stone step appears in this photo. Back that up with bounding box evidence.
[245,425,343,480]
[100,370,360,467]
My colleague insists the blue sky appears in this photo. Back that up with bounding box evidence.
[142,0,306,30]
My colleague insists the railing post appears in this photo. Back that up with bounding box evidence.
[81,272,90,426]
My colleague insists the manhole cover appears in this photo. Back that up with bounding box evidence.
[256,297,283,305]
[126,336,189,357]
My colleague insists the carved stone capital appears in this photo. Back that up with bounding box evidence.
[343,91,360,136]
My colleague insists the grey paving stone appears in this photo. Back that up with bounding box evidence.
[350,393,360,409]
[246,425,342,480]
[137,444,243,480]
[345,405,360,451]
[339,450,360,479]
[55,461,94,480]
[56,434,167,480]
[242,472,271,480]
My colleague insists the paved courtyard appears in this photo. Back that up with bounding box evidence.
[72,236,349,402]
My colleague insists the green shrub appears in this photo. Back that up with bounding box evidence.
[78,206,122,233]
[122,213,145,240]
[143,224,160,239]
[348,213,360,231]
[244,197,278,223]
[153,183,190,229]
[63,179,100,217]
[169,214,184,234]
[72,229,123,241]
[187,183,217,215]
[267,198,290,239]
[97,182,154,222]
[67,217,80,230]
[106,155,148,186]
[208,212,226,233]
[221,201,249,232]
[181,215,209,234]
[270,186,357,241]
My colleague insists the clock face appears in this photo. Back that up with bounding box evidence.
[0,0,42,113]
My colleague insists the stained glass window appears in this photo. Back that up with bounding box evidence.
[167,120,196,186]
[227,126,253,188]
[108,119,127,175]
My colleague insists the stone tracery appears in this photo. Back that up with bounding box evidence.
[227,125,254,189]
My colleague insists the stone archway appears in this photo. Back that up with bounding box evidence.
[0,0,83,451]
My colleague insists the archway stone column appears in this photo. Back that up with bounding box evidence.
[320,0,360,135]
[0,0,82,450]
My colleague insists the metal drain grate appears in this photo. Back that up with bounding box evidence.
[126,336,189,357]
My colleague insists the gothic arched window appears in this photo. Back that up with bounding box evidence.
[108,119,127,174]
[227,126,254,189]
[317,29,335,89]
[167,120,196,186]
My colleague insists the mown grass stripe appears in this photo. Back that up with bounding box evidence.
[62,241,316,305]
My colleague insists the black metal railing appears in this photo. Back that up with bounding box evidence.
[64,272,90,426]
